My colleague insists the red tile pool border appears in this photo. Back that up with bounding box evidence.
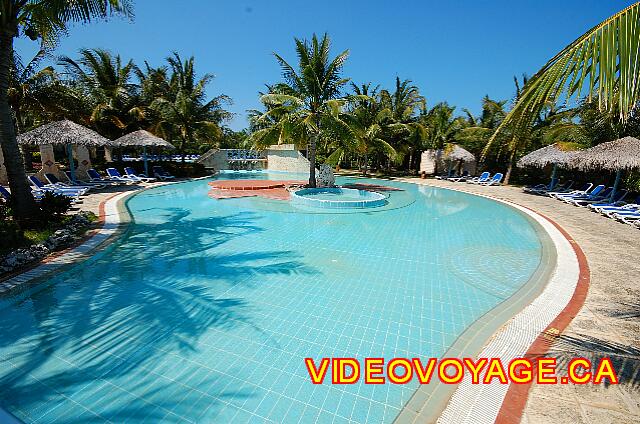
[495,209,590,424]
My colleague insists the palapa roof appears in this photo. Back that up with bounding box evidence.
[517,142,580,168]
[18,119,112,147]
[571,136,640,171]
[443,145,475,162]
[113,130,175,149]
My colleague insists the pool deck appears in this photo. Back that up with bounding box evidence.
[402,178,640,424]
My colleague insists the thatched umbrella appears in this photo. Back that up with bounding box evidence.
[571,136,640,201]
[442,144,475,176]
[18,119,112,182]
[517,142,580,187]
[114,130,175,176]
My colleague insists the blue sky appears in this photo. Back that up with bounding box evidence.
[15,0,632,130]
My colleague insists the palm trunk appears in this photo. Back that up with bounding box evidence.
[407,149,413,173]
[0,30,37,223]
[308,133,317,187]
[363,152,369,176]
[504,148,517,185]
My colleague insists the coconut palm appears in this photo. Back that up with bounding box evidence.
[59,48,140,138]
[250,33,349,187]
[488,3,640,179]
[149,52,231,159]
[325,83,396,175]
[0,0,132,223]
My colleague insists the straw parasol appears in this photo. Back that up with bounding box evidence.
[114,130,175,176]
[517,142,581,188]
[18,119,112,182]
[570,136,640,201]
[442,144,475,176]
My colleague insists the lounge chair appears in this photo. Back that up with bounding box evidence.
[549,183,594,199]
[480,173,503,186]
[581,191,629,209]
[28,175,87,197]
[62,171,107,189]
[27,176,83,201]
[524,179,558,194]
[124,167,156,182]
[87,169,126,185]
[447,171,470,182]
[612,210,640,224]
[590,195,640,213]
[153,166,176,180]
[567,187,616,206]
[106,167,139,184]
[558,184,605,203]
[45,173,100,191]
[466,171,490,184]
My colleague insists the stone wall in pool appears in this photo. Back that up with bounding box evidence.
[265,144,311,173]
[198,144,312,173]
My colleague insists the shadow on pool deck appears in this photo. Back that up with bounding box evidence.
[0,209,319,421]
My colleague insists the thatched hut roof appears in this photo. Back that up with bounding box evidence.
[114,130,175,149]
[571,136,640,171]
[18,119,112,147]
[517,143,580,168]
[443,145,475,162]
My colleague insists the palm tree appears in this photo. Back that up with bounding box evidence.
[59,48,140,138]
[488,3,640,180]
[149,52,231,159]
[380,77,426,171]
[326,82,396,175]
[250,33,349,187]
[0,0,132,223]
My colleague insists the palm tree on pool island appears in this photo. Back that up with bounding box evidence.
[250,33,349,187]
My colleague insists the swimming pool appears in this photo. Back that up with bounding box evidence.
[0,172,548,423]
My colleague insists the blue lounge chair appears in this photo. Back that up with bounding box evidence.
[87,168,126,185]
[612,210,640,224]
[591,195,640,213]
[466,171,490,184]
[124,167,156,182]
[548,183,593,199]
[480,173,503,186]
[153,166,176,180]
[45,173,100,191]
[567,187,615,206]
[106,167,139,184]
[447,171,470,182]
[584,191,629,210]
[558,184,605,203]
[28,175,86,197]
[524,179,559,194]
[62,171,106,189]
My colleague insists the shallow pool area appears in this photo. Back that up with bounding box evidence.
[291,187,387,209]
[0,172,549,423]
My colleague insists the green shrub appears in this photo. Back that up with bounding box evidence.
[39,192,72,221]
[0,202,24,251]
[160,162,209,178]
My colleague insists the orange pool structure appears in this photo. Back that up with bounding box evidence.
[207,179,306,201]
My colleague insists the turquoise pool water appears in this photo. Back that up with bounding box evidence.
[0,172,545,423]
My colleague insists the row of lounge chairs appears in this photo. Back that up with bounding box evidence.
[0,166,176,204]
[435,171,504,186]
[120,154,200,162]
[524,180,640,227]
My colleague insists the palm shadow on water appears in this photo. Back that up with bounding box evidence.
[0,207,318,422]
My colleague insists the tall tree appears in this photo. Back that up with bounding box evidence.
[0,0,132,223]
[250,33,349,187]
[150,52,231,159]
[60,48,140,138]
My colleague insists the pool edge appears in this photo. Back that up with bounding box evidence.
[394,180,586,424]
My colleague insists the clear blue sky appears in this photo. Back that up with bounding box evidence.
[15,0,632,130]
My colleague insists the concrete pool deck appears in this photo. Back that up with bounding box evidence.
[402,177,640,424]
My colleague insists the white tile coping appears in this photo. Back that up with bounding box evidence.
[403,181,580,424]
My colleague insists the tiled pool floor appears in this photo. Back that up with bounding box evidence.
[0,174,545,423]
